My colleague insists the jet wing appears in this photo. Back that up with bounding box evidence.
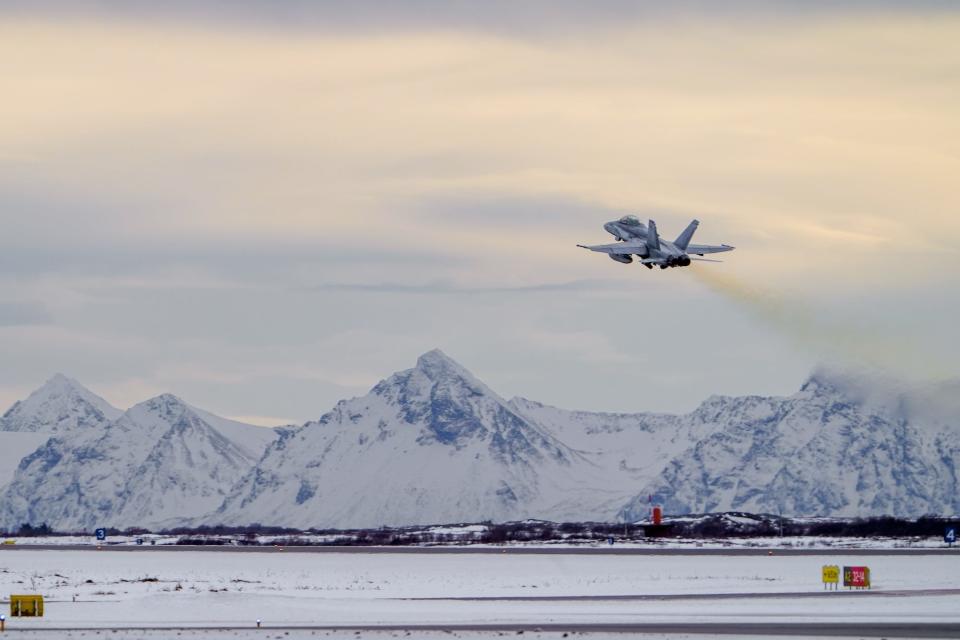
[577,241,647,255]
[685,243,735,255]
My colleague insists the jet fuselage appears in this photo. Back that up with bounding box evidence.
[603,215,647,241]
[578,216,734,270]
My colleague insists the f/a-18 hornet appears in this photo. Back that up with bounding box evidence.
[578,215,734,269]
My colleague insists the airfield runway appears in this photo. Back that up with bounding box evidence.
[6,622,960,639]
[1,546,958,638]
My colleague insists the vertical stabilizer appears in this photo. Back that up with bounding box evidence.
[646,219,661,253]
[674,219,699,250]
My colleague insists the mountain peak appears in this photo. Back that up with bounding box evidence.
[414,349,475,382]
[799,366,897,402]
[137,393,193,417]
[46,372,79,387]
[799,368,847,397]
[31,372,93,399]
[368,350,498,416]
[1,373,122,432]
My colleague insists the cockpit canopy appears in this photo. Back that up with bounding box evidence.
[618,215,641,226]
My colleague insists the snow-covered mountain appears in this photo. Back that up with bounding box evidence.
[620,373,960,519]
[0,373,122,433]
[0,392,278,531]
[0,374,124,490]
[213,350,626,529]
[214,354,958,528]
[507,397,713,484]
[1,355,957,531]
[0,432,49,490]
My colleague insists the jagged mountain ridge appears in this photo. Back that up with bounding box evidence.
[0,374,125,489]
[215,352,959,527]
[0,354,957,531]
[0,373,122,433]
[621,375,960,519]
[0,392,279,530]
[213,350,627,529]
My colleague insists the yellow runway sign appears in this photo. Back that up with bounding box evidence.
[9,595,44,617]
[822,565,840,590]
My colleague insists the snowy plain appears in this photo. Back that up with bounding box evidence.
[0,547,958,639]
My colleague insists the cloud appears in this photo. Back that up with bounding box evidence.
[1,8,958,422]
[3,1,956,35]
[521,329,634,365]
[687,266,957,381]
[306,279,616,295]
[0,301,52,327]
[786,222,891,247]
[3,14,957,292]
[407,193,626,228]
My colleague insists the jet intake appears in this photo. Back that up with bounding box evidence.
[609,254,633,264]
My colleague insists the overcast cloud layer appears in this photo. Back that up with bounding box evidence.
[1,2,958,424]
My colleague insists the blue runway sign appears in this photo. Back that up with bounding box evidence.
[946,527,956,546]
[95,528,106,541]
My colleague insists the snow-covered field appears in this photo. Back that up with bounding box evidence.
[1,547,958,639]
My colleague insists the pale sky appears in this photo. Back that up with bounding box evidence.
[1,2,958,425]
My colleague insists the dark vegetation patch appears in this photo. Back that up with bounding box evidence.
[3,514,957,545]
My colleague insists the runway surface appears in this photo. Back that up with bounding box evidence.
[3,546,957,638]
[410,586,960,601]
[8,622,960,638]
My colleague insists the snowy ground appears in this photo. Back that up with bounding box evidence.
[0,548,958,638]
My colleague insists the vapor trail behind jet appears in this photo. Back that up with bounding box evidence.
[688,266,944,381]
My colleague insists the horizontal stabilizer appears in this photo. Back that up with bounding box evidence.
[686,243,735,255]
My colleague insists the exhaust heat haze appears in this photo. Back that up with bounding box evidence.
[688,266,949,383]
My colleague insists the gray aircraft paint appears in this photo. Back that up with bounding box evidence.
[579,217,734,270]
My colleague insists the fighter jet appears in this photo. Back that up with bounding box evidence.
[578,217,734,269]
